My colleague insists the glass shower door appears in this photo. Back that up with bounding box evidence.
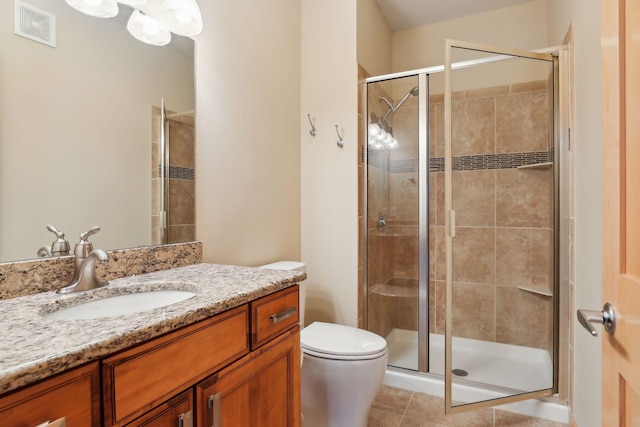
[365,74,426,372]
[443,40,557,412]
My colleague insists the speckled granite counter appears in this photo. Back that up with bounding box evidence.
[0,263,305,395]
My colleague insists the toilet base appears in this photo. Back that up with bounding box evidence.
[301,350,388,427]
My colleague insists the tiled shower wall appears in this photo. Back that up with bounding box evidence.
[362,79,554,352]
[151,107,196,245]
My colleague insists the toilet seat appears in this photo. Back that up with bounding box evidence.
[301,322,387,361]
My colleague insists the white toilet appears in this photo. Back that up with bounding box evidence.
[258,261,388,427]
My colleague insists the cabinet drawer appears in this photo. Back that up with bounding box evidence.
[251,286,299,349]
[103,305,249,426]
[0,362,100,427]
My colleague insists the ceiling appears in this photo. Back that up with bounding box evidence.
[375,0,536,31]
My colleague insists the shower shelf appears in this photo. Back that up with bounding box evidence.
[370,282,418,298]
[517,162,553,170]
[517,285,553,297]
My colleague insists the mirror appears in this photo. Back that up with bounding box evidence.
[0,0,195,262]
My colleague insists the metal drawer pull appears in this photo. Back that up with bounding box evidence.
[35,418,66,427]
[208,392,221,427]
[270,306,297,324]
[177,410,193,427]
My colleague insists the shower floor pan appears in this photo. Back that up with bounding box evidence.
[385,328,553,392]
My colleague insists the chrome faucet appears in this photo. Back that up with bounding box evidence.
[57,249,109,294]
[57,226,109,294]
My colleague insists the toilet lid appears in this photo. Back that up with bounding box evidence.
[301,322,387,358]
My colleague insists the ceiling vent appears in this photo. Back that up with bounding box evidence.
[14,0,56,47]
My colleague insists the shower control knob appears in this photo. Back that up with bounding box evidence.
[577,303,616,337]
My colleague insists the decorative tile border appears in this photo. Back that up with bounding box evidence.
[158,165,195,181]
[368,148,554,173]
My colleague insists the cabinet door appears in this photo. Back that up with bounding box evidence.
[0,362,100,427]
[126,389,192,427]
[195,327,300,427]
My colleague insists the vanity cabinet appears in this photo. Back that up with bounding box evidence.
[0,361,101,427]
[0,285,300,427]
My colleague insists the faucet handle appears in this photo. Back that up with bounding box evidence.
[46,224,70,256]
[79,226,100,242]
[73,226,100,259]
[46,224,65,238]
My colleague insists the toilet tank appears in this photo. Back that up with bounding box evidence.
[258,261,306,327]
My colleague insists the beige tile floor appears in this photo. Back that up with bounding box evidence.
[368,385,569,427]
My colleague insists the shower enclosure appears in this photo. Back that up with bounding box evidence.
[363,41,561,413]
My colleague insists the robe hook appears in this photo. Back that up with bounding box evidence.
[307,114,317,137]
[335,125,344,148]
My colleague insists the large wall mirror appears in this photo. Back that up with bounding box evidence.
[0,0,195,262]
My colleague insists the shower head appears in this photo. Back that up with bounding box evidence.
[392,86,419,113]
[378,86,419,131]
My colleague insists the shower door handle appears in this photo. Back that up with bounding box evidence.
[577,303,616,336]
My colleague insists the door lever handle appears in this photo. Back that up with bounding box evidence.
[577,303,616,336]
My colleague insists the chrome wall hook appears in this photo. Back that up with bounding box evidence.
[335,125,344,148]
[307,114,317,137]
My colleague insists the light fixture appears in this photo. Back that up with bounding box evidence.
[65,0,119,18]
[65,0,202,46]
[127,9,171,46]
[156,0,202,36]
[368,122,400,150]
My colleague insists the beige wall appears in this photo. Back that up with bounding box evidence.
[0,0,193,261]
[194,1,301,267]
[391,0,551,73]
[356,0,392,77]
[301,0,359,327]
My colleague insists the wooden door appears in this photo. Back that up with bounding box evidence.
[195,328,300,427]
[601,0,640,425]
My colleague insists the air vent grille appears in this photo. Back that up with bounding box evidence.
[14,0,56,47]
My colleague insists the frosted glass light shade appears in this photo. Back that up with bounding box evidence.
[387,137,399,149]
[368,123,381,138]
[157,0,203,36]
[65,0,118,18]
[118,0,149,6]
[127,10,171,46]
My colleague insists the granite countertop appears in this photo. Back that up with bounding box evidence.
[0,263,305,395]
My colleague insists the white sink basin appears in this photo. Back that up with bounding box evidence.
[45,290,197,320]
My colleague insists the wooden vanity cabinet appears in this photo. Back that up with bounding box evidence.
[0,361,100,427]
[0,285,300,427]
